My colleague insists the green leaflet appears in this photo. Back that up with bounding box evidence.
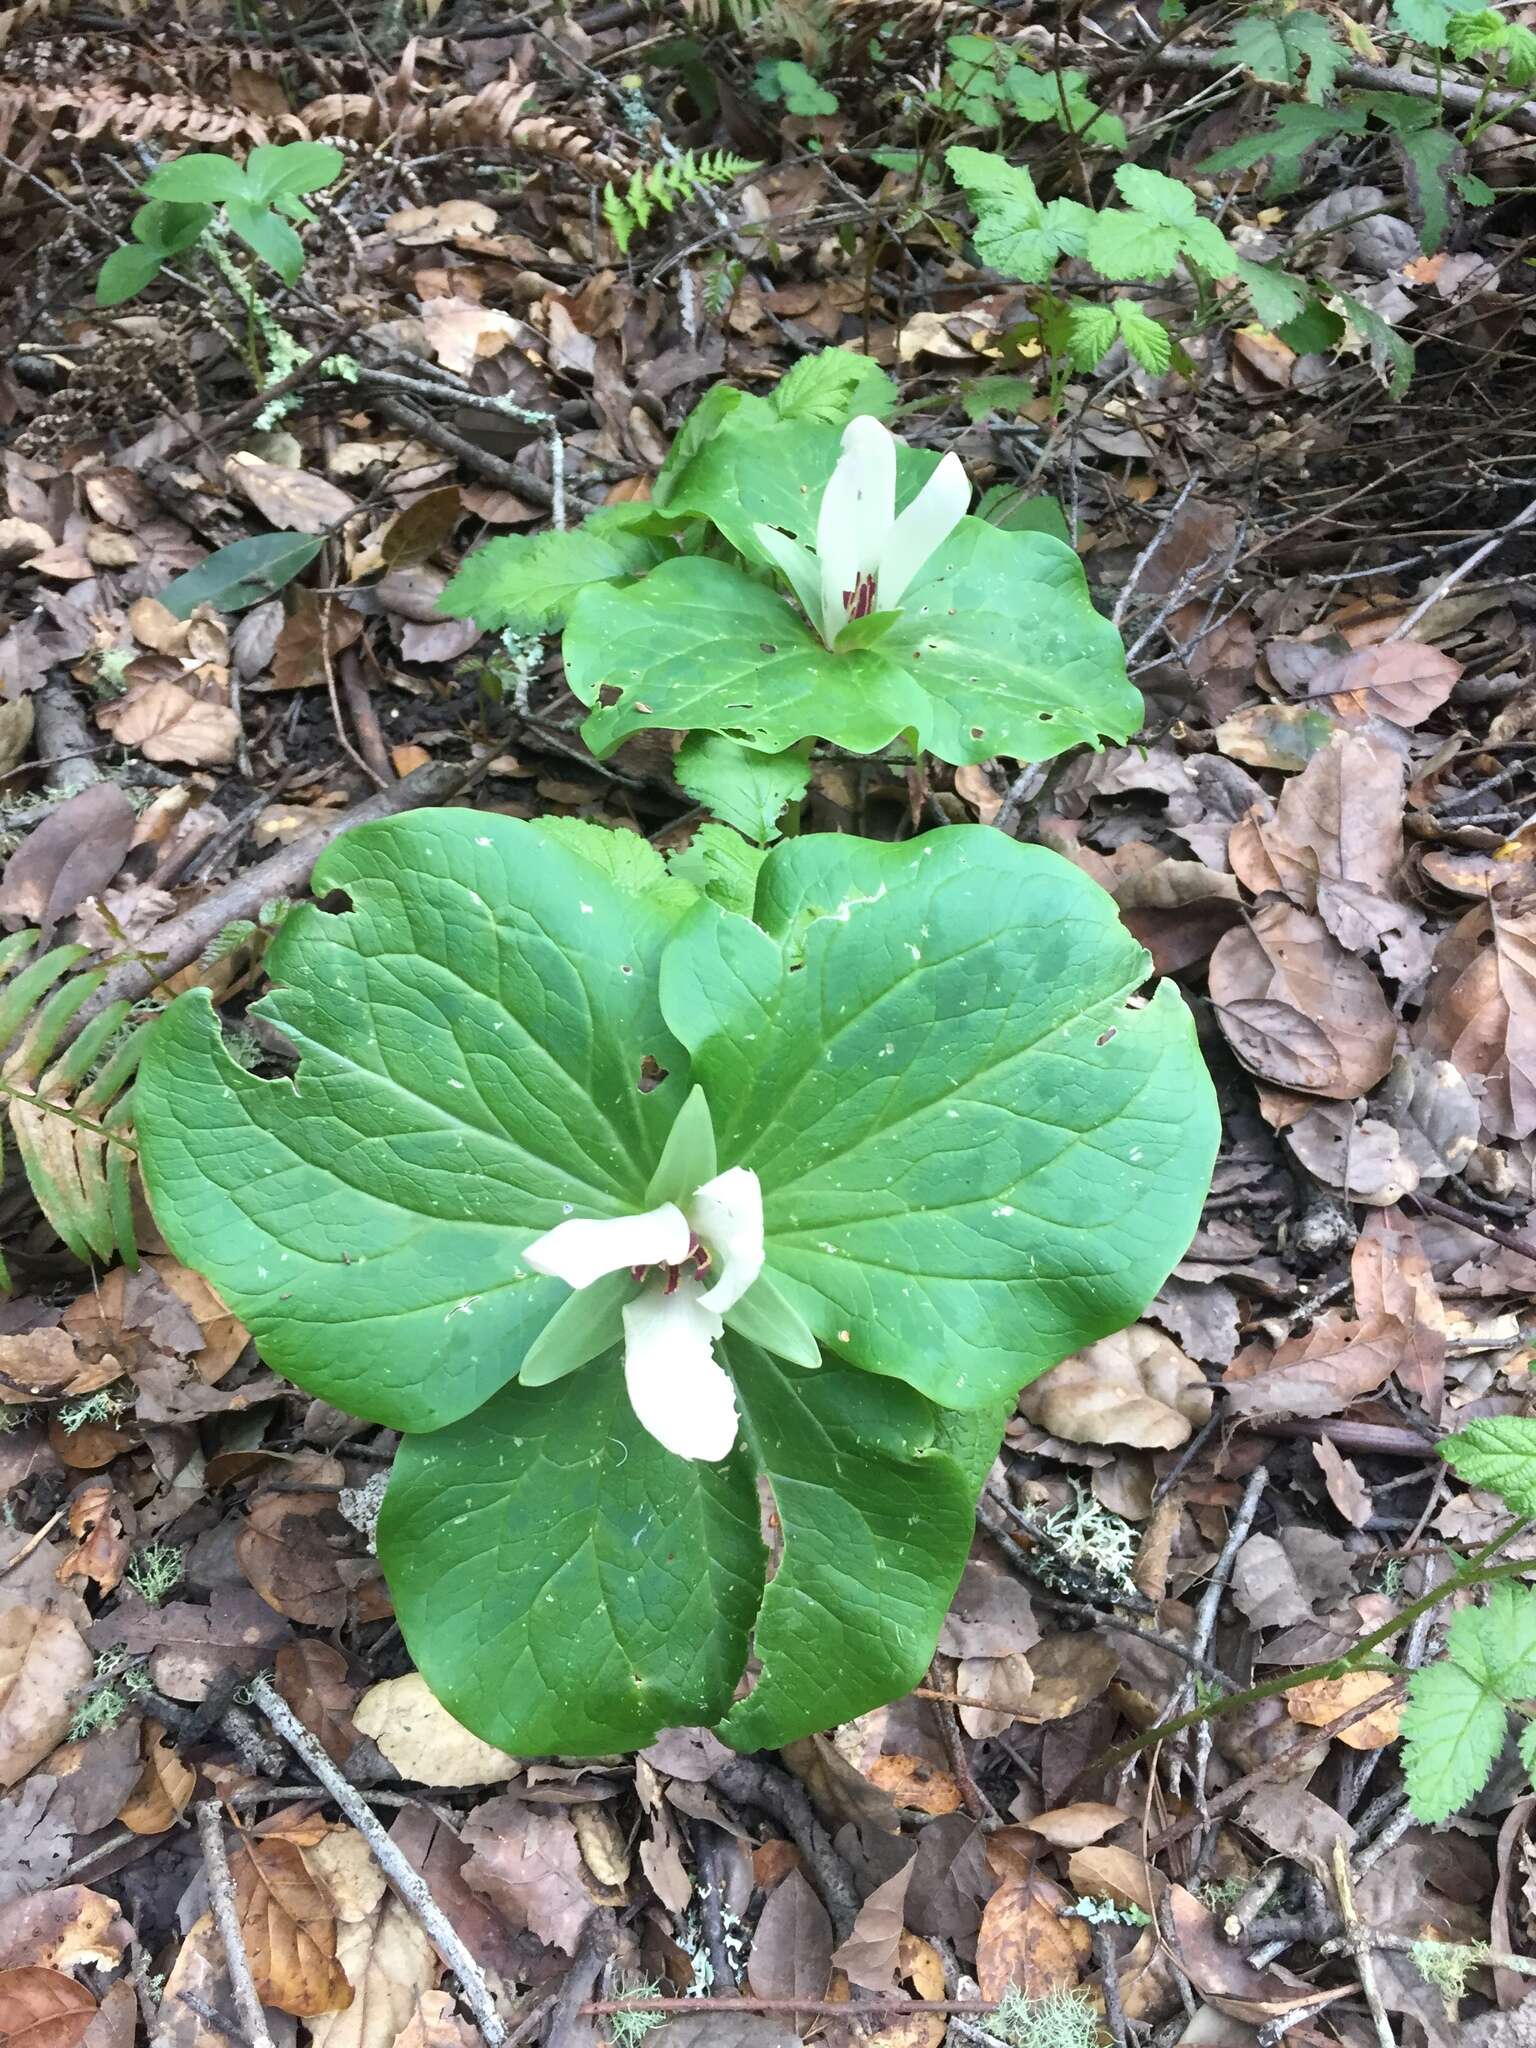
[563,521,1141,767]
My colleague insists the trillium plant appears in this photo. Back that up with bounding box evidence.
[137,807,1218,1757]
[438,348,1141,841]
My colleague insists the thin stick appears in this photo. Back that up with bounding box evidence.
[1387,494,1536,642]
[1330,1838,1394,2048]
[582,1997,1001,2017]
[0,1506,66,1573]
[196,1802,278,2048]
[248,1675,506,2048]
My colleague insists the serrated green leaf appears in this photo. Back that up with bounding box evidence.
[1520,1718,1536,1784]
[1443,1417,1536,1515]
[1277,295,1346,353]
[1225,9,1348,98]
[1397,122,1458,249]
[1448,7,1507,54]
[946,146,1072,282]
[1178,216,1238,278]
[771,347,896,425]
[136,814,697,1433]
[1114,300,1173,373]
[1111,164,1197,226]
[1084,209,1185,281]
[439,507,676,634]
[564,521,1141,768]
[1454,168,1498,205]
[1503,22,1536,80]
[666,823,768,918]
[1391,0,1459,41]
[1450,1585,1536,1698]
[1234,256,1308,329]
[658,829,1219,1416]
[1402,1657,1508,1822]
[1332,287,1415,397]
[1068,301,1118,369]
[158,532,322,617]
[675,735,810,844]
[1200,101,1365,194]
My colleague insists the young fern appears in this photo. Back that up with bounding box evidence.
[602,150,760,254]
[0,931,152,1284]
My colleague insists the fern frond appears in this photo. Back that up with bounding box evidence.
[604,150,760,254]
[0,933,151,1284]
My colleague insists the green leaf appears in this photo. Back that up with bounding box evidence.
[439,508,676,634]
[771,348,896,425]
[1402,1657,1508,1823]
[1006,65,1126,148]
[946,147,1093,282]
[1200,102,1365,194]
[958,374,1037,422]
[563,521,1141,768]
[1068,301,1118,369]
[716,1343,976,1748]
[1224,9,1348,98]
[1111,165,1196,226]
[1520,1718,1536,1785]
[96,244,166,308]
[224,200,305,283]
[1332,287,1415,397]
[1391,0,1460,42]
[1277,295,1346,353]
[157,532,322,617]
[131,199,212,254]
[1451,1585,1536,1698]
[136,814,696,1434]
[243,140,345,202]
[1443,1417,1536,1515]
[142,152,250,204]
[1502,22,1536,81]
[538,817,700,919]
[653,385,776,508]
[1448,7,1507,54]
[1396,122,1458,248]
[976,487,1071,542]
[378,1361,765,1754]
[1084,208,1185,282]
[1454,168,1498,205]
[675,735,810,843]
[1114,300,1173,373]
[659,828,1219,1416]
[666,823,767,918]
[1234,255,1308,329]
[754,57,839,115]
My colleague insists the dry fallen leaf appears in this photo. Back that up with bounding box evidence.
[1209,901,1396,1098]
[1416,878,1536,1140]
[975,1871,1089,2002]
[231,1829,353,2017]
[748,1868,834,2003]
[830,1859,913,1992]
[1015,1635,1119,1723]
[1018,1325,1211,1449]
[864,1755,963,1817]
[0,1608,93,1788]
[96,683,240,769]
[0,785,136,944]
[460,1796,595,1956]
[352,1676,517,1788]
[0,1967,97,2048]
[116,1722,196,1835]
[1285,1672,1401,1749]
[0,1889,130,1974]
[227,456,357,536]
[1022,1803,1129,1849]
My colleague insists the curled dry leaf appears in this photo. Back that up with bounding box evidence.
[391,1993,479,2048]
[830,1858,913,1992]
[1285,1672,1401,1750]
[1018,1324,1211,1449]
[1022,1802,1129,1849]
[956,1652,1035,1738]
[0,1889,130,1974]
[115,1722,195,1836]
[1311,1436,1372,1529]
[0,1968,96,2048]
[1208,902,1396,1098]
[1222,1312,1403,1421]
[865,1755,963,1817]
[1066,1845,1160,1916]
[56,1485,127,1596]
[352,1675,517,1788]
[1416,880,1536,1140]
[0,1332,119,1403]
[226,457,358,537]
[1015,1635,1119,1723]
[0,1609,93,1789]
[96,683,239,769]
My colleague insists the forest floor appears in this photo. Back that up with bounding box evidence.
[3,2,1536,2045]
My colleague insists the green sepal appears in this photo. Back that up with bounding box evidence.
[518,1271,632,1387]
[645,1084,718,1204]
[723,1270,822,1371]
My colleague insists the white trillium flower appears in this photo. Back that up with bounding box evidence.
[521,1166,764,1463]
[754,415,971,650]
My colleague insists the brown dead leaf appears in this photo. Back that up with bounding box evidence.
[461,1796,595,1955]
[1285,1672,1401,1749]
[232,1830,352,2017]
[353,1676,516,1788]
[392,1992,479,2048]
[975,1872,1089,2002]
[1023,1803,1128,1849]
[116,1721,195,1835]
[0,1332,118,1403]
[864,1756,963,1816]
[389,201,499,246]
[0,1890,129,1974]
[307,1880,435,2048]
[1222,1312,1403,1421]
[1018,1325,1210,1449]
[748,1868,834,2002]
[1214,702,1340,773]
[237,1491,356,1628]
[1164,1885,1352,2025]
[419,299,531,379]
[88,1587,292,1703]
[956,1653,1036,1737]
[1351,1207,1446,1414]
[0,785,136,943]
[56,1485,127,1595]
[1066,1845,1160,1916]
[1302,640,1460,729]
[227,457,357,536]
[0,1968,96,2048]
[1310,1436,1373,1529]
[96,683,239,768]
[1209,901,1396,1098]
[0,1609,92,1788]
[381,489,463,570]
[1015,1635,1119,1723]
[274,1643,361,1769]
[830,1859,913,1992]
[1416,880,1536,1139]
[268,593,365,693]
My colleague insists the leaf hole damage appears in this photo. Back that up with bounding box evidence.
[1096,1027,1117,1046]
[597,684,624,708]
[637,1054,669,1093]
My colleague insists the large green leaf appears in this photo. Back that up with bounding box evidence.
[439,507,678,634]
[660,828,1218,1414]
[563,522,1140,767]
[136,814,695,1433]
[379,1359,765,1753]
[718,1343,977,1748]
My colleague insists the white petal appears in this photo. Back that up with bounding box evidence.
[876,451,970,611]
[753,524,822,628]
[690,1165,765,1313]
[817,416,894,646]
[522,1203,689,1290]
[622,1280,738,1461]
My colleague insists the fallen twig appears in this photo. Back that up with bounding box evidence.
[249,1673,507,2048]
[196,1802,278,2048]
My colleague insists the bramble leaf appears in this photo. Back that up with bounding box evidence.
[1402,1657,1507,1823]
[1442,1417,1536,1516]
[438,507,678,634]
[675,735,811,843]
